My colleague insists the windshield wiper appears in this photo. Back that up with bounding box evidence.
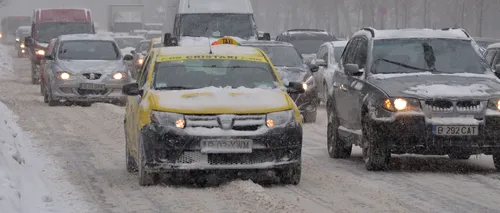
[372,58,435,73]
[155,86,199,90]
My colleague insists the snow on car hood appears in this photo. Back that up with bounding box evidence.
[57,60,125,74]
[179,36,252,46]
[368,73,500,98]
[275,66,308,85]
[151,86,290,114]
[301,54,316,64]
[120,47,135,56]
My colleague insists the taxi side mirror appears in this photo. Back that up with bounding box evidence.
[123,54,134,61]
[122,83,142,96]
[287,82,305,94]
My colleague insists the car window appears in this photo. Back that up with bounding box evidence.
[153,59,278,89]
[354,38,368,69]
[316,46,327,64]
[485,49,497,65]
[252,46,303,67]
[139,55,152,87]
[333,46,345,64]
[371,38,488,74]
[343,38,359,65]
[58,40,120,60]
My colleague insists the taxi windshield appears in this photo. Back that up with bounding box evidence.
[153,59,278,90]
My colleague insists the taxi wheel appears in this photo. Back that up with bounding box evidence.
[362,114,390,171]
[138,135,157,186]
[493,154,500,171]
[125,132,138,173]
[327,110,352,159]
[448,153,471,160]
[278,162,301,185]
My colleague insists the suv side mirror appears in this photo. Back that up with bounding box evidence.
[122,83,142,96]
[344,63,362,76]
[24,36,33,47]
[287,81,305,93]
[309,64,319,73]
[314,59,327,67]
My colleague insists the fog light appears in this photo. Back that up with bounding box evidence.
[175,119,185,128]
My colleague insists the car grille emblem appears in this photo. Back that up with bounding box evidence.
[218,115,234,130]
[89,73,95,80]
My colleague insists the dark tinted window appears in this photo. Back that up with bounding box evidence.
[36,22,92,43]
[154,60,277,89]
[114,37,143,49]
[180,14,255,39]
[58,40,120,60]
[288,34,337,54]
[251,45,303,67]
[372,39,488,74]
[333,46,345,63]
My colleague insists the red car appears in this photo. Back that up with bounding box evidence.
[39,38,57,96]
[25,8,96,85]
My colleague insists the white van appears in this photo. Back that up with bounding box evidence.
[167,0,270,46]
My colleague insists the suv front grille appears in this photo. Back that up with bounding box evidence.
[423,99,485,113]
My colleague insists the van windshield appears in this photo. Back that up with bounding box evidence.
[180,14,255,39]
[36,22,92,43]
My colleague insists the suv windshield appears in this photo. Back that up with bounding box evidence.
[154,59,277,89]
[180,14,255,39]
[36,22,92,43]
[288,34,337,54]
[252,45,303,67]
[114,37,143,49]
[58,40,120,60]
[371,38,487,74]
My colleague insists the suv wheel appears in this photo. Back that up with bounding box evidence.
[362,114,390,171]
[138,134,157,186]
[327,110,352,158]
[125,126,137,173]
[277,161,301,185]
[493,154,500,171]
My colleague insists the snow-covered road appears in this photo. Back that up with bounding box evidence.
[1,45,500,213]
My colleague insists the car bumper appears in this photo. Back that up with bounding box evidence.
[140,122,303,172]
[288,89,319,114]
[50,79,129,103]
[370,113,500,155]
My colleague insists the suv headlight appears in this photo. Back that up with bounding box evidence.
[19,43,25,48]
[382,98,421,112]
[150,111,185,128]
[302,76,315,91]
[112,72,126,80]
[35,49,45,56]
[56,72,71,80]
[487,98,500,110]
[266,110,294,127]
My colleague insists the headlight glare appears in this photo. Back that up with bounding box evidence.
[487,99,500,110]
[137,58,144,65]
[302,76,314,91]
[15,38,19,42]
[150,111,185,129]
[36,49,45,55]
[20,43,25,48]
[112,72,125,79]
[57,72,71,80]
[266,110,293,127]
[382,98,420,112]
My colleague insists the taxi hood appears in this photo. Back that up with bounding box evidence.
[149,87,292,114]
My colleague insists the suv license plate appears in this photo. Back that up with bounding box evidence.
[433,125,478,136]
[80,83,106,90]
[200,139,253,153]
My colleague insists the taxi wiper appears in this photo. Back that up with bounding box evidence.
[155,86,198,90]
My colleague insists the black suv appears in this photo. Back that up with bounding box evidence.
[276,29,337,64]
[327,27,500,171]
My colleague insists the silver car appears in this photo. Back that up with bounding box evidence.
[42,34,134,107]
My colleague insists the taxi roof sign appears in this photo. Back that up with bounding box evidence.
[211,37,241,46]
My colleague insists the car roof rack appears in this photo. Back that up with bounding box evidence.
[286,29,325,32]
[360,27,375,37]
[441,27,470,38]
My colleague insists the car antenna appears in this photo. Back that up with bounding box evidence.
[188,0,190,8]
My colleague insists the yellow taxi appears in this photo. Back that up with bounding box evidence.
[122,37,306,186]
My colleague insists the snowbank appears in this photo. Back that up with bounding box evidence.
[0,45,55,213]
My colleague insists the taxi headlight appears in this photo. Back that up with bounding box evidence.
[266,110,294,128]
[302,76,315,91]
[57,72,71,80]
[112,72,126,80]
[150,111,185,129]
[36,49,45,56]
[487,99,500,110]
[382,98,421,112]
[137,58,144,65]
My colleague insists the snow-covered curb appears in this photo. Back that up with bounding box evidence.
[0,45,55,213]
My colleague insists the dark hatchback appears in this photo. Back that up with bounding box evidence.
[327,28,500,171]
[241,41,320,123]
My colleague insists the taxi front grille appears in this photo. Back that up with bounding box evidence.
[184,114,265,131]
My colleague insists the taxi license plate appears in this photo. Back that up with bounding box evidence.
[80,83,106,90]
[200,139,252,153]
[433,125,478,136]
